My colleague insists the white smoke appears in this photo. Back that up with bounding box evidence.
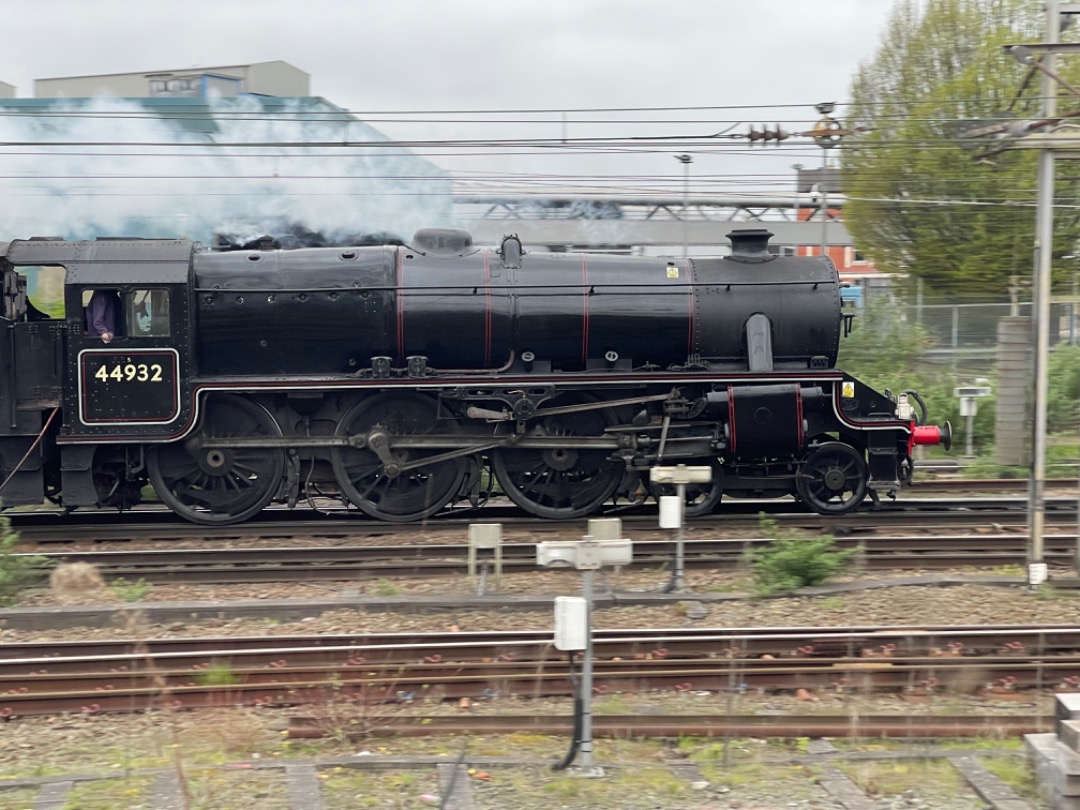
[0,95,451,243]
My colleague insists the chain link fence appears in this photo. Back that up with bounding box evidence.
[857,282,1080,367]
[906,302,1078,354]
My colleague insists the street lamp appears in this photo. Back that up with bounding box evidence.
[791,163,803,254]
[811,102,839,260]
[675,154,692,258]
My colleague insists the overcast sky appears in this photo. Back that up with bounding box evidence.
[0,0,897,196]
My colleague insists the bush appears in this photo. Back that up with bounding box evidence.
[1048,345,1080,428]
[194,661,240,687]
[108,576,153,603]
[747,517,859,595]
[0,516,50,606]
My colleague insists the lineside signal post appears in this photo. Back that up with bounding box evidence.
[538,528,633,777]
[954,386,991,459]
[651,465,713,592]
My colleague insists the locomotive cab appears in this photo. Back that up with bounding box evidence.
[58,240,197,509]
[0,238,197,511]
[0,246,65,506]
[51,239,195,443]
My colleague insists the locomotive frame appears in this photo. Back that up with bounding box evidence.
[0,228,950,525]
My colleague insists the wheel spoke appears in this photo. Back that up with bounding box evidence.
[492,394,622,519]
[148,395,284,525]
[330,393,467,522]
[796,442,868,516]
[648,461,722,517]
[154,453,201,481]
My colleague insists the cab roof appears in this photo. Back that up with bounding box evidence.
[1,238,196,285]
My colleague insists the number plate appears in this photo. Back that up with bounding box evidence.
[78,349,180,424]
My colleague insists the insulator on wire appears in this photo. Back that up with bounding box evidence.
[746,125,790,145]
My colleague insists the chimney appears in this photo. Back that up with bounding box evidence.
[725,229,775,263]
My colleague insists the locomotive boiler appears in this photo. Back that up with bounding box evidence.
[0,228,950,525]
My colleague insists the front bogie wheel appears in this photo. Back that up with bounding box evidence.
[795,441,868,515]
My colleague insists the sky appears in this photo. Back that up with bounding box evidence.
[0,0,899,237]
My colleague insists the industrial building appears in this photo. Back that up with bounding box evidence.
[33,61,311,99]
[0,61,452,244]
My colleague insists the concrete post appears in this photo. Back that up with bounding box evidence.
[995,316,1032,467]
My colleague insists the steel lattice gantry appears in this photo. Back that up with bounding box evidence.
[452,193,852,250]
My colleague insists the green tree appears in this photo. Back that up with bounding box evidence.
[836,297,932,388]
[843,0,1080,299]
[1048,343,1080,426]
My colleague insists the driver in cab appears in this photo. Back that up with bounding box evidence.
[85,289,120,344]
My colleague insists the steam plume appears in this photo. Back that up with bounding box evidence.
[0,95,450,242]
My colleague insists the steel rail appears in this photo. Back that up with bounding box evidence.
[14,533,1080,583]
[5,493,1078,541]
[3,623,1079,661]
[909,478,1076,492]
[1,655,1071,717]
[2,652,1077,685]
[3,624,1079,717]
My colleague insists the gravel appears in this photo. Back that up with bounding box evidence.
[0,553,1060,808]
[0,707,1018,810]
[3,570,1079,644]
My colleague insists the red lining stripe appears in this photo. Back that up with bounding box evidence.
[581,255,590,364]
[396,249,405,361]
[483,252,492,367]
[727,384,736,455]
[795,385,804,446]
[62,371,907,445]
[686,261,694,357]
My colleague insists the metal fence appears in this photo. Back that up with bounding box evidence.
[855,281,1080,357]
[906,302,1079,354]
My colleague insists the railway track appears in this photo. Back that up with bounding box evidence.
[8,496,1079,548]
[12,531,1080,583]
[907,477,1076,492]
[5,484,1077,542]
[2,624,1076,718]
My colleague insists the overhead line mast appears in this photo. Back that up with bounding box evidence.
[962,1,1080,587]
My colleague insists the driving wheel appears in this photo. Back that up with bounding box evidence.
[491,394,622,519]
[148,394,284,525]
[648,461,723,517]
[330,393,467,522]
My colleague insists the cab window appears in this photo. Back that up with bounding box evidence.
[17,265,65,320]
[82,288,121,338]
[128,289,170,337]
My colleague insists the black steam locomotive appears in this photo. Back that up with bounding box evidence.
[0,228,949,525]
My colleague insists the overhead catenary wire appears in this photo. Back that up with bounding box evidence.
[0,95,1052,118]
[0,97,1070,229]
